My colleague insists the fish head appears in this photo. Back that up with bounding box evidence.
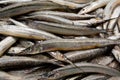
[18,44,41,55]
[78,6,90,14]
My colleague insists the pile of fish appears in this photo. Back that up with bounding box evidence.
[0,0,120,80]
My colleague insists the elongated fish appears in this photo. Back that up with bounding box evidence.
[0,1,68,18]
[78,0,111,14]
[29,11,96,20]
[64,47,112,62]
[18,38,120,55]
[0,25,60,40]
[41,63,120,79]
[29,21,106,36]
[0,56,60,70]
[48,0,89,9]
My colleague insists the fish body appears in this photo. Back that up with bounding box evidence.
[19,39,120,55]
[0,25,60,40]
[0,1,67,18]
[79,0,111,14]
[30,21,106,36]
[41,63,120,79]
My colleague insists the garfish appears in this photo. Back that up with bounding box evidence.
[78,0,111,14]
[0,19,29,57]
[0,25,60,40]
[0,19,34,57]
[0,0,32,4]
[65,0,93,4]
[48,0,89,9]
[64,47,112,62]
[0,37,17,57]
[104,0,120,20]
[0,1,68,18]
[23,15,73,24]
[0,56,61,70]
[73,17,117,27]
[29,21,106,36]
[29,11,96,20]
[18,38,120,55]
[103,0,120,33]
[41,63,120,79]
[9,18,28,27]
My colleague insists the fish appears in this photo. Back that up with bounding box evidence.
[48,0,89,9]
[0,1,68,18]
[73,17,117,27]
[0,36,17,57]
[81,74,108,80]
[0,18,30,57]
[41,63,120,79]
[9,18,28,27]
[64,47,112,62]
[78,0,111,14]
[28,21,106,36]
[0,25,61,40]
[103,0,120,31]
[23,15,73,24]
[65,0,93,4]
[29,11,96,20]
[18,38,120,55]
[104,0,120,20]
[0,0,32,4]
[0,56,61,70]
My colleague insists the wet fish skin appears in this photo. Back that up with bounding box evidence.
[41,63,120,79]
[0,36,17,57]
[91,56,114,65]
[65,0,93,4]
[19,38,120,55]
[74,17,117,27]
[0,0,32,4]
[103,0,120,34]
[7,66,56,80]
[24,15,73,24]
[0,1,68,18]
[0,25,60,40]
[48,0,89,9]
[0,56,61,70]
[104,0,120,20]
[29,21,106,36]
[29,11,96,20]
[65,47,112,62]
[78,0,111,14]
[81,74,108,80]
[8,47,26,54]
